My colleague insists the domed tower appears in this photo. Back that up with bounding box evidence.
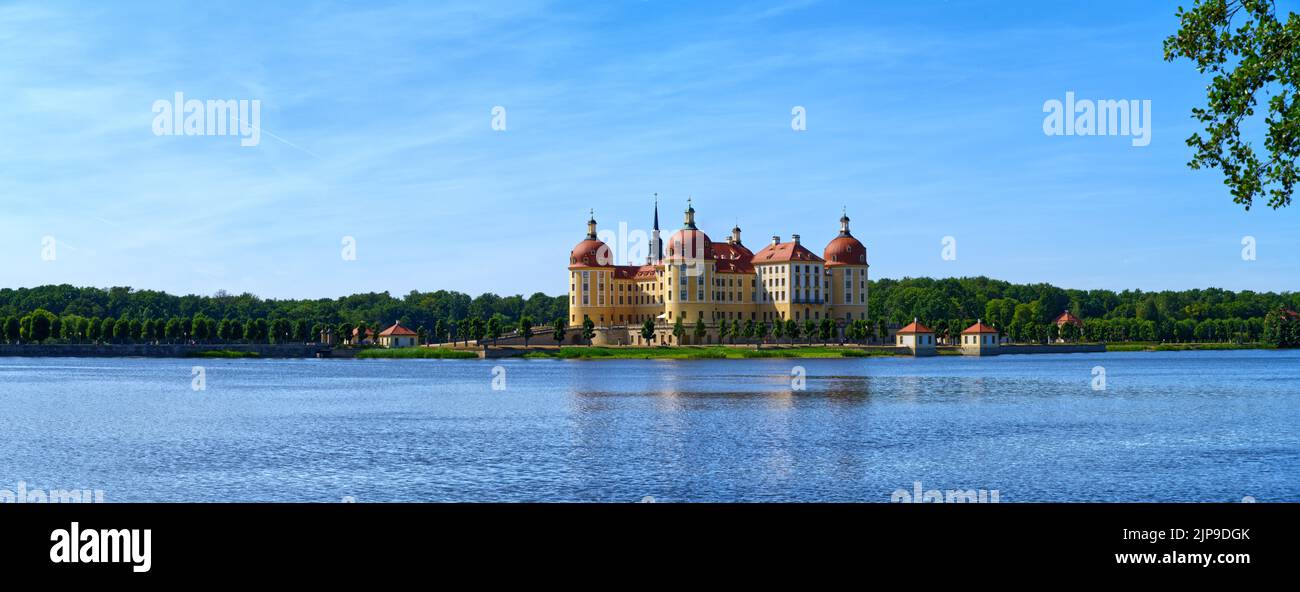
[823,207,869,325]
[568,209,613,327]
[662,198,715,333]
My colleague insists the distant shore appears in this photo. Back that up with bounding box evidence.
[0,342,1274,360]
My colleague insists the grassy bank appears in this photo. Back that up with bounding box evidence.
[355,347,479,359]
[1105,342,1268,352]
[523,346,904,359]
[187,350,260,359]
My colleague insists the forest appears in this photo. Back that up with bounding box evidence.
[1,277,1297,346]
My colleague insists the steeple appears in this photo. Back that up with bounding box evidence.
[839,206,852,237]
[683,197,697,229]
[649,194,663,264]
[586,209,597,240]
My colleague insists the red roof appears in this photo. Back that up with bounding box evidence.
[752,240,824,263]
[961,321,999,334]
[1053,311,1083,326]
[664,229,713,260]
[711,242,755,273]
[823,235,867,267]
[895,321,933,334]
[569,238,613,268]
[379,322,417,337]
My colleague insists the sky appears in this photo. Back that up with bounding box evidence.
[0,0,1296,300]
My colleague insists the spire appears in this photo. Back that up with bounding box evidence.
[683,197,696,229]
[650,194,663,263]
[586,209,597,240]
[839,207,852,237]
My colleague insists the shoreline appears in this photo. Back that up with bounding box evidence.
[0,342,1276,360]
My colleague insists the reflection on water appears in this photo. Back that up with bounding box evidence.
[0,350,1297,502]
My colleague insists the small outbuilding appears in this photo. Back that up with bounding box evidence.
[377,322,418,348]
[960,320,1000,356]
[895,318,936,356]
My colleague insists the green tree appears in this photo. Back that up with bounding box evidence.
[165,318,184,343]
[786,319,799,345]
[554,317,568,346]
[2,316,16,344]
[672,317,685,345]
[640,318,655,345]
[486,316,502,346]
[718,318,731,343]
[100,317,115,343]
[29,309,54,343]
[517,316,533,347]
[1165,0,1300,209]
[581,317,596,345]
[743,319,756,344]
[269,318,291,344]
[819,317,835,344]
[433,319,446,344]
[87,317,102,343]
[803,318,816,346]
[773,318,785,343]
[191,314,209,342]
[757,321,770,345]
[693,319,707,343]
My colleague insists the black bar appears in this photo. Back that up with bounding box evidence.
[2,503,1292,580]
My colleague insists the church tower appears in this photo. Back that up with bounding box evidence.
[648,194,663,264]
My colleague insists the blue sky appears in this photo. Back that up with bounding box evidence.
[1,0,1296,299]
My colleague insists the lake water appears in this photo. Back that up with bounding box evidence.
[1,350,1297,502]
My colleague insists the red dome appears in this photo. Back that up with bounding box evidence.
[823,236,866,266]
[664,229,714,260]
[569,238,613,267]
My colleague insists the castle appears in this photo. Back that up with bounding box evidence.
[567,199,869,345]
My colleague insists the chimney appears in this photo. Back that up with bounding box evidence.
[771,235,780,246]
[791,234,801,245]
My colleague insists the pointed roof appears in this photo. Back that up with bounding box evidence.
[895,319,933,334]
[962,320,999,334]
[1053,310,1083,326]
[379,321,417,337]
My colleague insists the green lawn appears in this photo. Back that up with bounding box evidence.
[1105,342,1267,352]
[187,349,260,359]
[522,345,904,359]
[355,347,479,359]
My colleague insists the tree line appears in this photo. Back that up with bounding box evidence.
[0,285,566,346]
[869,277,1297,345]
[1,279,1296,346]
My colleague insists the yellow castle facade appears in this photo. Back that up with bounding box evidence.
[567,200,869,345]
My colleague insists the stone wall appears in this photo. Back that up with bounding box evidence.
[0,344,329,358]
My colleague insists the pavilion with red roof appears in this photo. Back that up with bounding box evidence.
[377,321,418,349]
[894,318,936,356]
[960,320,1001,355]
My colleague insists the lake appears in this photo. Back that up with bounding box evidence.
[1,350,1296,502]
